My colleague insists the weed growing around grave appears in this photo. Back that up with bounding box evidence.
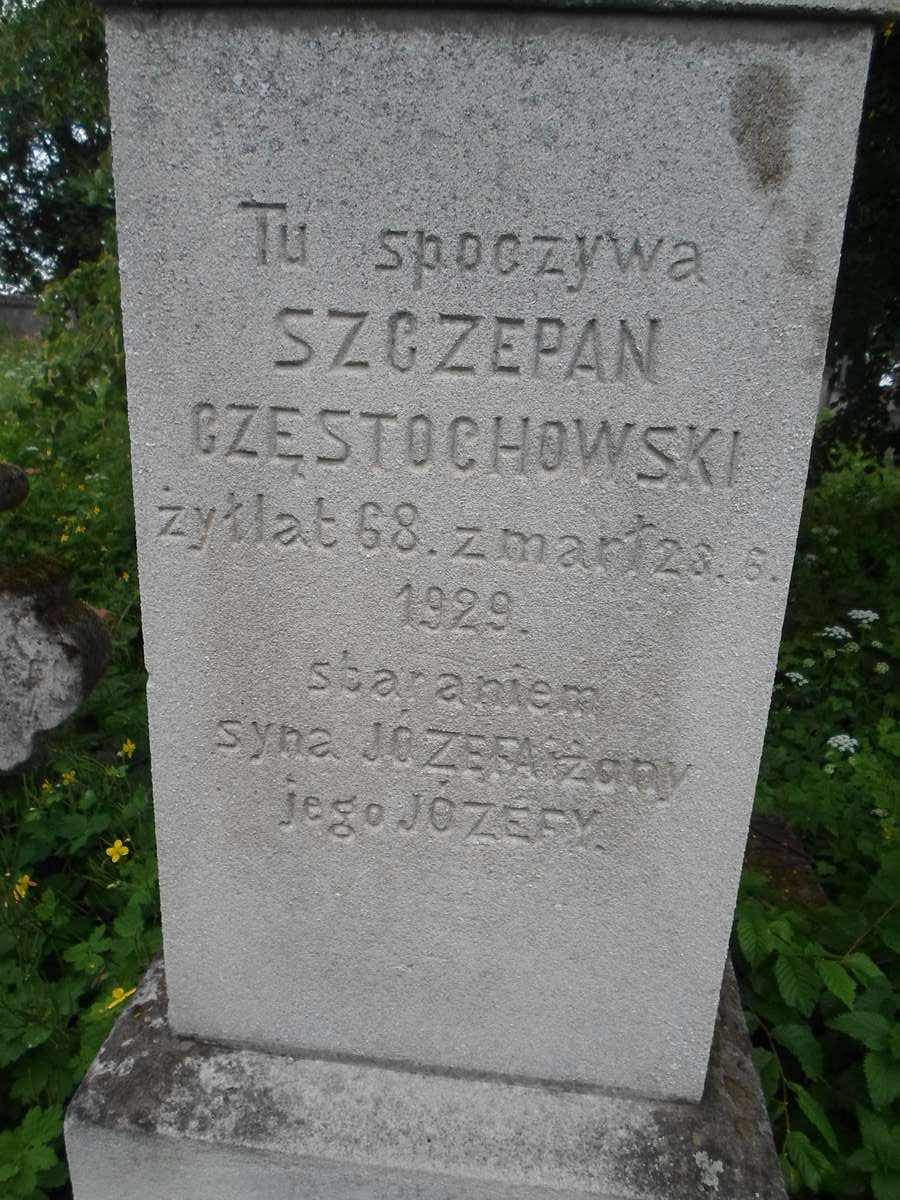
[734,456,900,1200]
[0,256,159,1200]
[0,262,898,1199]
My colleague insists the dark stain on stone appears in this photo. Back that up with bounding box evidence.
[229,1081,295,1143]
[0,558,111,696]
[68,964,217,1135]
[783,214,824,279]
[730,64,800,193]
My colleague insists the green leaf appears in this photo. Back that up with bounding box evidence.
[63,927,112,973]
[865,1053,900,1108]
[791,1084,838,1152]
[844,952,885,983]
[779,1152,801,1194]
[847,1146,878,1174]
[753,1047,780,1102]
[829,1011,892,1051]
[775,954,821,1017]
[737,912,773,966]
[889,1025,900,1061]
[773,1024,825,1081]
[873,1175,900,1200]
[859,1108,900,1172]
[784,1131,833,1190]
[18,1106,62,1148]
[770,916,797,946]
[113,900,144,940]
[815,959,856,1008]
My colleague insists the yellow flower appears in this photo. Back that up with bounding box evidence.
[121,571,130,582]
[74,524,86,534]
[105,839,130,864]
[61,769,76,786]
[77,483,86,492]
[40,779,52,792]
[92,505,101,516]
[106,985,136,1010]
[59,533,69,543]
[13,874,37,902]
[118,738,137,759]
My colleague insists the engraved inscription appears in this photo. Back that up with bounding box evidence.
[395,583,514,633]
[362,723,691,794]
[279,781,613,852]
[154,488,776,589]
[239,201,307,266]
[190,406,741,488]
[270,308,661,383]
[373,228,702,292]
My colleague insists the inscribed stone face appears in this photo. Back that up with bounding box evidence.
[105,7,871,1100]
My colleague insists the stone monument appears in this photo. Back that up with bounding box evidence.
[66,1,884,1195]
[0,466,111,772]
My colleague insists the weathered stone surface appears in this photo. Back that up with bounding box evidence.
[101,0,900,23]
[102,6,871,1100]
[0,562,111,771]
[0,463,29,511]
[66,957,785,1200]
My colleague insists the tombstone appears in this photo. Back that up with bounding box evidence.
[0,469,111,772]
[66,0,884,1196]
[0,561,111,772]
[0,294,46,340]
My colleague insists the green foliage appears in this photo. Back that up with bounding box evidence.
[0,257,158,1199]
[0,0,113,289]
[816,24,900,470]
[735,451,900,1200]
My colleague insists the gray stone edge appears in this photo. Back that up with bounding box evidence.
[96,0,893,25]
[65,957,786,1200]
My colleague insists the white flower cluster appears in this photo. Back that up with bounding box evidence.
[785,671,809,687]
[822,625,852,640]
[848,609,879,626]
[827,734,859,754]
[875,661,890,675]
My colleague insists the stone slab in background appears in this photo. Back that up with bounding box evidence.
[65,957,785,1200]
[0,563,111,772]
[103,6,872,1100]
[0,295,46,341]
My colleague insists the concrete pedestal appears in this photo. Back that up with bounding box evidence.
[66,959,784,1200]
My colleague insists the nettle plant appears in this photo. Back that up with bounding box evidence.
[735,462,900,1200]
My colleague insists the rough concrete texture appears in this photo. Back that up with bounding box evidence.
[105,7,871,1099]
[66,957,785,1200]
[0,563,110,771]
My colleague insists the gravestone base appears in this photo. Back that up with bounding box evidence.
[65,959,784,1200]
